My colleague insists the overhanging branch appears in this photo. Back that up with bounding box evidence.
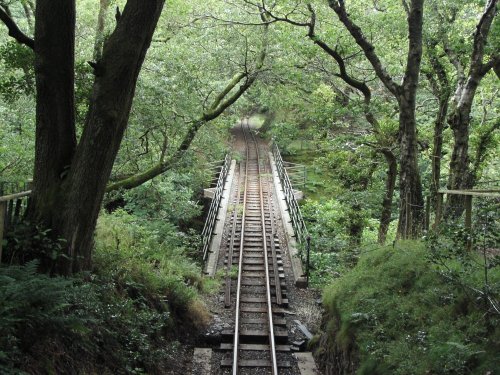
[0,5,34,49]
[106,18,270,192]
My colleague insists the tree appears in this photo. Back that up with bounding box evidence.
[445,0,499,217]
[249,1,399,243]
[328,0,426,239]
[1,0,165,274]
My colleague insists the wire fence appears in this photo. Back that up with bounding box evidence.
[0,184,32,263]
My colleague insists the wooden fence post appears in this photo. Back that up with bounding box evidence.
[434,192,443,230]
[0,201,6,263]
[425,196,430,231]
[465,195,473,251]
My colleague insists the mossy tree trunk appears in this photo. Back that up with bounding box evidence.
[425,48,450,210]
[445,0,499,218]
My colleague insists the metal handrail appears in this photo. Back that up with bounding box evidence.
[271,142,309,244]
[201,154,231,261]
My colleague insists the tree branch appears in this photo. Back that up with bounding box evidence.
[328,0,400,96]
[0,5,34,49]
[469,0,499,78]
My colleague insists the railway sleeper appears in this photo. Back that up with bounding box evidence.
[241,271,285,279]
[240,278,287,289]
[239,295,288,304]
[221,329,288,344]
[239,306,288,315]
[219,343,290,352]
[220,359,292,368]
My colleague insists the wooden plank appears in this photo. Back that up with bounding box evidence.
[438,189,500,197]
[191,348,212,375]
[240,306,289,314]
[222,328,288,338]
[240,296,289,305]
[294,352,320,375]
[294,320,313,340]
[0,190,31,202]
[240,317,287,326]
[0,201,6,263]
[240,296,267,303]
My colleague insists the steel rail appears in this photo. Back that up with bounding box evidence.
[232,122,250,375]
[247,119,279,375]
[225,161,243,307]
[266,191,282,306]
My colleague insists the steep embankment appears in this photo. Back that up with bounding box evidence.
[314,243,499,375]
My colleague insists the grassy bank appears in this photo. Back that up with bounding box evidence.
[315,242,499,375]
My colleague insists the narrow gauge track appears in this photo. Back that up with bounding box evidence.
[220,120,290,374]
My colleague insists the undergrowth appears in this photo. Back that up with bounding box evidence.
[318,241,499,375]
[0,208,216,374]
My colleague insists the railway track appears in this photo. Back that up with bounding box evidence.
[220,120,290,374]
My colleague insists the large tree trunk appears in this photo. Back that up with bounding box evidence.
[430,96,448,207]
[28,0,165,274]
[446,106,472,217]
[28,0,77,231]
[397,97,425,238]
[425,46,451,210]
[396,0,426,238]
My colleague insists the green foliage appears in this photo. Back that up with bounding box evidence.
[0,41,35,102]
[0,261,79,374]
[123,174,201,224]
[0,260,180,374]
[94,208,209,300]
[268,121,301,154]
[425,198,500,316]
[320,243,500,375]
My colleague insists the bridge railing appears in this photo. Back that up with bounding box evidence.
[271,142,312,284]
[0,189,32,262]
[281,160,306,190]
[201,154,231,261]
[271,142,308,243]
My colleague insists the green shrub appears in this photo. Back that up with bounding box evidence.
[94,209,213,323]
[0,260,183,374]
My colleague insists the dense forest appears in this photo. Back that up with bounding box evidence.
[0,0,498,374]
